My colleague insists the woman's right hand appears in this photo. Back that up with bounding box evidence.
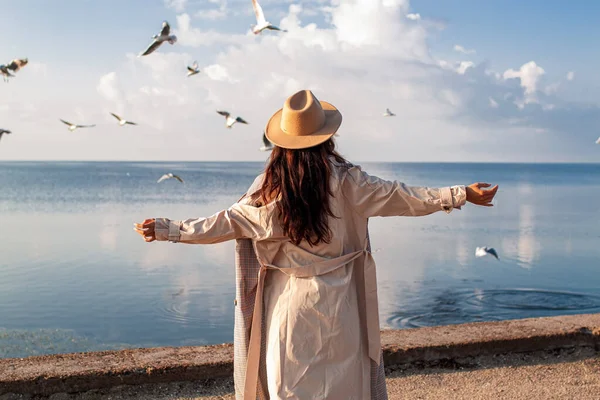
[466,183,498,207]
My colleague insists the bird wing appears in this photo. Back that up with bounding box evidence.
[0,65,14,76]
[125,121,137,125]
[251,0,267,25]
[140,40,162,56]
[60,119,73,126]
[157,174,170,183]
[236,117,248,124]
[217,110,230,118]
[187,66,195,73]
[7,59,27,72]
[77,124,96,128]
[262,132,271,147]
[110,112,123,122]
[6,61,18,72]
[488,248,499,259]
[173,175,184,183]
[266,25,284,31]
[160,21,171,36]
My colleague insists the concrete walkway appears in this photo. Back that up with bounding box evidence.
[2,314,600,399]
[1,347,598,399]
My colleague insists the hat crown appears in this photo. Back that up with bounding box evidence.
[280,90,325,137]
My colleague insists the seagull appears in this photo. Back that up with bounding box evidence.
[6,58,28,73]
[139,21,177,57]
[596,137,600,144]
[0,65,14,82]
[217,110,248,128]
[251,0,287,34]
[110,113,137,126]
[157,173,184,183]
[187,61,201,77]
[260,132,273,151]
[383,108,396,117]
[59,119,96,131]
[475,247,499,260]
[0,129,11,142]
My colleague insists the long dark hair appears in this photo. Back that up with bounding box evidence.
[260,139,347,246]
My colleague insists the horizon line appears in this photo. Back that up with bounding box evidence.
[1,160,599,165]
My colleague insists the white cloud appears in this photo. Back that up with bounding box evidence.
[566,71,575,81]
[503,61,545,104]
[97,72,122,103]
[174,13,250,47]
[406,13,421,20]
[194,0,228,20]
[488,97,499,108]
[453,44,476,55]
[164,0,188,12]
[456,61,474,75]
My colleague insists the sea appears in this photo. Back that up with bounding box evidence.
[1,161,599,359]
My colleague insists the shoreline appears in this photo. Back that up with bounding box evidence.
[1,313,599,396]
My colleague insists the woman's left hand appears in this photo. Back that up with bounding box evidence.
[134,218,156,242]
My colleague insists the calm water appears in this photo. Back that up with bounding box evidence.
[1,161,599,358]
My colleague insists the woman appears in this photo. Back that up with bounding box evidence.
[135,90,498,400]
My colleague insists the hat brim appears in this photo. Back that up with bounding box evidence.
[264,101,342,150]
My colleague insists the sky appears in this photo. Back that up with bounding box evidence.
[1,0,599,162]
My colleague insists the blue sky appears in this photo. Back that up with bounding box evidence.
[0,0,598,162]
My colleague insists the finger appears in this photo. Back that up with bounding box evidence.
[134,227,150,236]
[142,218,155,224]
[477,183,491,188]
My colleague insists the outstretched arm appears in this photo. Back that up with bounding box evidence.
[342,166,495,218]
[134,203,266,244]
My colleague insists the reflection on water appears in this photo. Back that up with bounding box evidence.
[1,162,600,358]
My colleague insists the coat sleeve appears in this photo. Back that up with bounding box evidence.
[154,203,267,244]
[342,165,467,218]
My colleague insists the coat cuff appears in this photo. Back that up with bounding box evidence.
[440,185,467,213]
[155,218,181,242]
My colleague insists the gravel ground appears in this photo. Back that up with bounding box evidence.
[1,347,598,400]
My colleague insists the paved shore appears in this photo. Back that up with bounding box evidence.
[2,314,600,399]
[1,347,598,399]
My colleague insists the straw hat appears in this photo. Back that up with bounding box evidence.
[265,90,342,149]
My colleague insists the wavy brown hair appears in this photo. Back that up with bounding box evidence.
[260,139,348,246]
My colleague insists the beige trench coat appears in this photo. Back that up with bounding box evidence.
[155,163,466,399]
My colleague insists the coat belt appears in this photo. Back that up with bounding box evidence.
[243,242,381,399]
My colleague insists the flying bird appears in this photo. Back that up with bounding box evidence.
[260,132,273,151]
[251,0,287,34]
[0,129,11,142]
[60,119,96,131]
[475,247,499,260]
[187,61,201,77]
[110,113,137,126]
[383,108,396,117]
[157,173,184,183]
[0,65,14,82]
[6,58,28,73]
[139,21,177,57]
[217,110,248,128]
